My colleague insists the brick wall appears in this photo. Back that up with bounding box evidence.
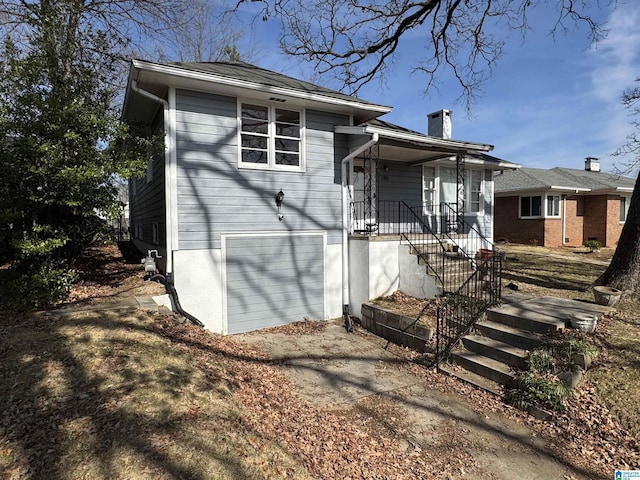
[583,195,608,246]
[496,194,626,248]
[544,218,563,247]
[494,196,545,245]
[564,197,584,247]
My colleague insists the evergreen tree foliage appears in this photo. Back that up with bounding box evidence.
[0,0,162,309]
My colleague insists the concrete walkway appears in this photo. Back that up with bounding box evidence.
[239,318,597,480]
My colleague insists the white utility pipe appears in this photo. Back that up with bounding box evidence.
[340,133,379,314]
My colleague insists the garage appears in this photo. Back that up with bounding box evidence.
[224,233,325,334]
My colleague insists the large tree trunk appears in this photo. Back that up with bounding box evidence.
[596,171,640,296]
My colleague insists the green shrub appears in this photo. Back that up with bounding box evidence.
[506,372,569,412]
[583,240,602,252]
[0,260,78,311]
[525,349,555,374]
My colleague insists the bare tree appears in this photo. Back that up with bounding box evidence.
[158,0,250,63]
[596,79,640,295]
[235,0,606,106]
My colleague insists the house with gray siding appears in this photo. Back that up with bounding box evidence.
[122,60,518,334]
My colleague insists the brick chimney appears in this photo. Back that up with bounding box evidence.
[584,157,600,172]
[428,109,452,139]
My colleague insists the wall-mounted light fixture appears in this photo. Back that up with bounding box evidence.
[275,189,285,221]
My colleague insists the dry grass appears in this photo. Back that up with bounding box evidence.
[589,298,640,439]
[370,291,439,328]
[0,309,309,480]
[501,244,640,440]
[500,244,612,301]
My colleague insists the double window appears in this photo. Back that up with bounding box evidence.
[422,166,485,214]
[520,194,560,218]
[239,102,304,171]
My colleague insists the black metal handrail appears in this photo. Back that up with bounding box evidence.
[396,201,450,289]
[435,251,503,366]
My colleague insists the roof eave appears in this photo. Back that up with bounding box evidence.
[130,59,392,121]
[335,124,494,154]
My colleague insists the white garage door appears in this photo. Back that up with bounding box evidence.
[225,234,325,334]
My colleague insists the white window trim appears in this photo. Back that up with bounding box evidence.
[620,195,631,223]
[546,194,561,218]
[421,166,485,216]
[237,99,306,172]
[519,194,543,219]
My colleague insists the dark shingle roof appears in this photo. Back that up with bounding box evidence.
[168,61,385,108]
[494,166,635,194]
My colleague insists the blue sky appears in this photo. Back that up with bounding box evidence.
[234,1,640,174]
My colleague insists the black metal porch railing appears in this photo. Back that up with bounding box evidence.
[350,199,504,366]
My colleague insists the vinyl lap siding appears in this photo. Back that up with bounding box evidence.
[376,163,494,238]
[225,235,324,333]
[378,161,422,206]
[175,89,348,250]
[129,151,166,246]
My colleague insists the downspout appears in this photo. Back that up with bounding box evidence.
[130,80,172,274]
[562,195,567,246]
[341,132,379,330]
[131,81,203,328]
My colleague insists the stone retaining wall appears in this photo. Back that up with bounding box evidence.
[360,303,433,353]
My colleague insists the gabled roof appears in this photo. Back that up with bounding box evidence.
[123,59,392,124]
[494,166,635,195]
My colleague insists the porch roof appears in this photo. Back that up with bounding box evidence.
[335,120,520,170]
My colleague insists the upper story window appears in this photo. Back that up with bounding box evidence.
[520,195,542,218]
[621,196,631,222]
[546,195,560,217]
[422,166,485,215]
[239,102,304,172]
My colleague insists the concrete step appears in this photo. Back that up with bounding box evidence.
[486,305,565,334]
[461,334,528,369]
[449,350,516,385]
[475,319,545,351]
[439,363,503,396]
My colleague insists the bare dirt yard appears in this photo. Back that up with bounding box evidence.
[0,242,638,479]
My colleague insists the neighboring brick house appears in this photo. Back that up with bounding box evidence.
[494,158,635,248]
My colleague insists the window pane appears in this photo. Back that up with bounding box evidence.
[423,166,436,213]
[520,197,531,217]
[275,138,299,153]
[242,135,268,149]
[547,196,560,216]
[242,118,268,134]
[275,124,300,137]
[532,196,542,216]
[276,109,299,124]
[440,167,457,205]
[621,197,629,221]
[242,150,268,164]
[242,104,268,120]
[276,152,300,166]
